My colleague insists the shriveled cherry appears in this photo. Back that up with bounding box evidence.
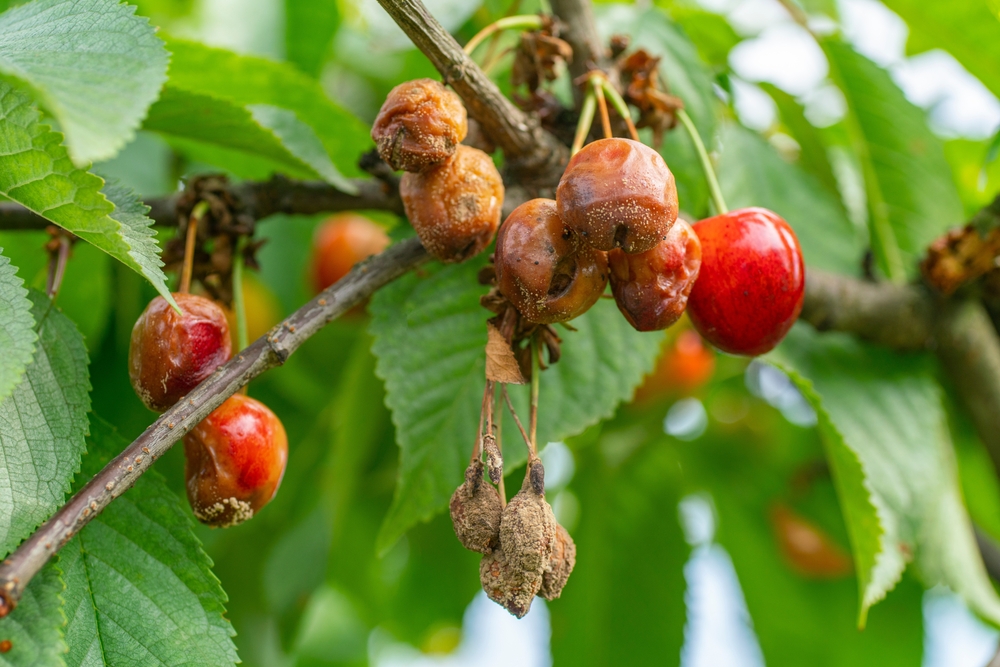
[372,78,468,173]
[184,393,288,528]
[687,208,804,356]
[310,213,390,292]
[495,198,608,324]
[129,293,233,412]
[609,219,701,331]
[401,144,504,263]
[556,138,678,254]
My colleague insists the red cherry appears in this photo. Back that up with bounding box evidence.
[687,208,804,356]
[556,138,678,254]
[310,213,390,292]
[128,293,233,412]
[609,219,701,331]
[184,393,288,527]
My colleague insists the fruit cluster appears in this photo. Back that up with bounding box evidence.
[129,288,287,528]
[491,136,804,356]
[373,78,504,264]
[451,457,575,617]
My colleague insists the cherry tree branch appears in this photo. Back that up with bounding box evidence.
[0,176,405,231]
[0,237,429,617]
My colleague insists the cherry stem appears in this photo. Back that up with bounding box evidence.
[530,334,539,453]
[472,380,491,462]
[600,78,639,141]
[232,236,250,352]
[677,108,728,215]
[179,201,209,294]
[593,77,613,140]
[494,386,505,506]
[45,234,71,300]
[463,14,543,56]
[501,385,536,459]
[571,85,597,156]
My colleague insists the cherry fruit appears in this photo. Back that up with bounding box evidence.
[372,78,468,173]
[556,138,678,254]
[310,213,390,292]
[401,144,504,263]
[687,208,804,356]
[609,219,701,331]
[770,504,852,578]
[184,393,288,527]
[495,198,608,323]
[129,293,233,412]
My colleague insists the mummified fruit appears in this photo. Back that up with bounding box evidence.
[539,523,576,600]
[609,219,701,331]
[184,394,288,527]
[311,213,390,292]
[401,144,504,263]
[450,459,503,554]
[372,78,468,173]
[129,293,232,412]
[687,207,804,356]
[495,198,608,323]
[480,544,538,619]
[556,138,678,254]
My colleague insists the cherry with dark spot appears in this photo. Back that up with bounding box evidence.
[687,207,804,356]
[371,78,468,173]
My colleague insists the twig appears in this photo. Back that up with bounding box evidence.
[549,0,605,107]
[374,0,567,179]
[0,237,430,616]
[530,335,539,452]
[495,387,506,506]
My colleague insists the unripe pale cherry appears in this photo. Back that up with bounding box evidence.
[310,213,390,292]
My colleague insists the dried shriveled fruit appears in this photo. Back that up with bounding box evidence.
[495,198,608,323]
[539,523,576,600]
[479,545,538,619]
[129,293,233,412]
[557,138,678,253]
[450,459,503,554]
[184,394,288,528]
[371,78,468,172]
[609,219,701,331]
[401,144,505,263]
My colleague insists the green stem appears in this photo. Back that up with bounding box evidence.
[677,109,728,215]
[571,85,597,156]
[600,79,639,141]
[232,236,249,352]
[463,15,544,55]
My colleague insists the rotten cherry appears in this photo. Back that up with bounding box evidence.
[372,78,468,173]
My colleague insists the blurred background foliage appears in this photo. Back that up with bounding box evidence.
[3,0,1000,664]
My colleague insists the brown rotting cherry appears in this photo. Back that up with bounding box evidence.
[184,393,288,528]
[495,198,608,324]
[556,138,678,254]
[372,78,468,173]
[401,144,504,263]
[128,293,233,412]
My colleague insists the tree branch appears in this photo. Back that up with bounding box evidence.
[374,0,567,180]
[0,237,429,617]
[550,0,606,105]
[0,176,405,231]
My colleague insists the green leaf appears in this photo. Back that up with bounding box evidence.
[163,36,370,178]
[285,0,339,77]
[0,248,35,403]
[824,40,963,281]
[0,290,90,559]
[881,0,1000,99]
[0,561,67,667]
[718,123,862,275]
[61,416,238,667]
[0,0,169,165]
[664,5,740,70]
[770,326,1000,626]
[0,82,173,303]
[550,443,688,666]
[369,255,662,552]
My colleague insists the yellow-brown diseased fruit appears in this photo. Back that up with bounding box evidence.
[184,394,288,528]
[609,219,701,331]
[495,198,608,324]
[372,78,468,173]
[479,544,538,619]
[556,138,678,253]
[129,293,233,412]
[401,145,504,263]
[539,523,576,600]
[450,459,503,554]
